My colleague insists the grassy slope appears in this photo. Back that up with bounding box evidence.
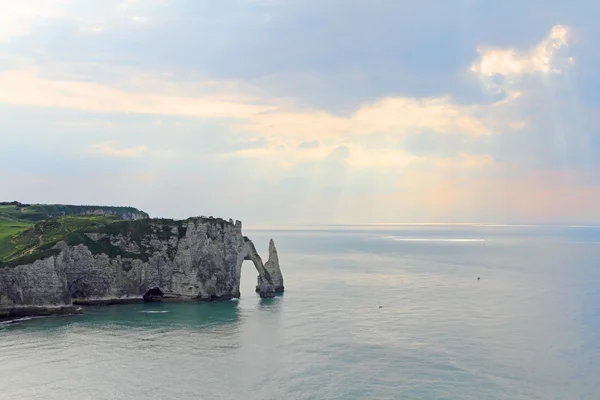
[0,218,34,242]
[0,216,120,264]
[0,204,66,222]
[0,201,148,266]
[0,203,148,222]
[0,217,175,267]
[0,205,37,252]
[0,201,229,268]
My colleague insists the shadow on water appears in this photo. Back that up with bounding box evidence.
[2,301,244,331]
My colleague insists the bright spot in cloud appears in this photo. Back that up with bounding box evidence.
[91,143,148,157]
[0,0,68,41]
[78,25,106,34]
[471,24,572,92]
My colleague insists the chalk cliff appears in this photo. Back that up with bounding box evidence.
[0,217,283,320]
[73,209,147,220]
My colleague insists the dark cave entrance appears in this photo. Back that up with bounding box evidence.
[71,289,87,298]
[143,287,164,302]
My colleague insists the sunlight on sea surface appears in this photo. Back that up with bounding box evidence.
[1,224,599,399]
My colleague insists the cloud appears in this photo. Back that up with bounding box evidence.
[434,154,496,169]
[118,0,139,10]
[0,0,67,41]
[298,140,320,149]
[55,120,114,129]
[232,96,493,151]
[0,22,561,175]
[0,0,169,43]
[90,142,147,157]
[0,8,573,163]
[78,25,105,35]
[471,25,574,93]
[0,68,273,118]
[0,63,511,150]
[0,2,598,224]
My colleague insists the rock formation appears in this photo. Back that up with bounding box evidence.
[0,217,283,320]
[261,239,284,293]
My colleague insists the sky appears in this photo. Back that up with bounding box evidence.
[1,0,599,225]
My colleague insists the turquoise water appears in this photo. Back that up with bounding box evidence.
[1,225,599,399]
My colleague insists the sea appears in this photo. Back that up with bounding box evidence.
[1,224,599,400]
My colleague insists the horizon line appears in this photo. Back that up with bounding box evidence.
[242,222,600,229]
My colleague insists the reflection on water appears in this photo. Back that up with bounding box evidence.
[257,295,284,313]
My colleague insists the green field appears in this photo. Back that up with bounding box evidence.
[0,218,34,241]
[0,203,148,222]
[0,205,36,254]
[0,203,59,221]
[0,216,34,264]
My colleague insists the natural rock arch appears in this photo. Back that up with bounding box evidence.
[237,237,284,298]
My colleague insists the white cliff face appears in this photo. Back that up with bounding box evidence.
[0,253,73,319]
[0,217,284,318]
[77,209,147,220]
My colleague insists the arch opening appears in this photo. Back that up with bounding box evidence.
[239,259,261,299]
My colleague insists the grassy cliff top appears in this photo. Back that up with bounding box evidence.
[0,202,148,222]
[0,215,122,264]
[0,202,148,241]
[0,207,237,267]
[0,201,149,266]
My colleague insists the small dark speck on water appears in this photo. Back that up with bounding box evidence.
[477,277,480,280]
[379,306,383,308]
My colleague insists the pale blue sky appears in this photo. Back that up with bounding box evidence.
[1,0,599,224]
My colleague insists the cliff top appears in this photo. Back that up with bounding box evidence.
[0,202,149,222]
[0,202,149,263]
[0,204,240,268]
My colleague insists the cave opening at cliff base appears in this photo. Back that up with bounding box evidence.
[143,287,164,302]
